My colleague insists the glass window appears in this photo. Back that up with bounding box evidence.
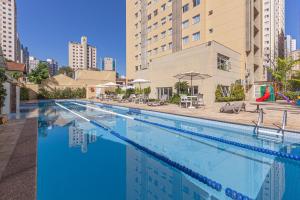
[193,0,200,7]
[217,53,231,71]
[157,87,173,100]
[192,32,200,41]
[182,36,189,45]
[182,4,189,13]
[182,20,189,29]
[193,14,200,24]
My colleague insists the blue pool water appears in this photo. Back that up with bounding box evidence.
[20,100,300,200]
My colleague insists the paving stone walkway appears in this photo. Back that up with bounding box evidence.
[92,100,300,133]
[0,118,37,200]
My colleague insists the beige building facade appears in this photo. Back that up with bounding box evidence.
[126,0,264,103]
[0,0,17,61]
[69,36,97,70]
[290,50,300,72]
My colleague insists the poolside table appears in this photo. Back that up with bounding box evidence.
[187,96,198,109]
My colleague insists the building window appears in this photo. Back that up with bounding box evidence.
[208,10,213,15]
[193,14,200,24]
[192,32,200,41]
[182,4,189,13]
[161,31,166,38]
[219,85,230,97]
[193,0,200,7]
[148,14,152,20]
[217,53,231,71]
[161,17,166,25]
[209,28,214,33]
[154,9,158,16]
[182,20,189,29]
[168,42,173,49]
[182,36,189,45]
[161,4,166,11]
[157,87,173,100]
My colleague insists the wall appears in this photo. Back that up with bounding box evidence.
[135,41,241,104]
[75,70,116,85]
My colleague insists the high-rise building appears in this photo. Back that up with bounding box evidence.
[290,50,300,72]
[262,0,285,71]
[0,0,17,61]
[68,36,97,70]
[46,58,59,76]
[102,57,116,71]
[126,0,264,102]
[28,56,40,73]
[285,35,297,57]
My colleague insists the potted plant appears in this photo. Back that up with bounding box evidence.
[0,68,8,124]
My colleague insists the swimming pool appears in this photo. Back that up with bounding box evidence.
[22,100,300,200]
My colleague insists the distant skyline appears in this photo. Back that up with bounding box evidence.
[18,0,300,76]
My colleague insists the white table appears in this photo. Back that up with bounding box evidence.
[187,96,198,109]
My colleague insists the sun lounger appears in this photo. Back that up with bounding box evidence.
[220,102,246,114]
[147,95,168,106]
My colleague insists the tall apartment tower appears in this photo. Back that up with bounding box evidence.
[102,57,116,71]
[68,36,97,70]
[0,0,17,62]
[285,35,297,57]
[46,58,59,76]
[262,0,285,72]
[127,0,263,99]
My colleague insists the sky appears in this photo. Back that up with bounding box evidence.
[18,0,300,76]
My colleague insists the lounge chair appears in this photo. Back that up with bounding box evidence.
[220,102,246,114]
[128,94,136,102]
[147,95,168,106]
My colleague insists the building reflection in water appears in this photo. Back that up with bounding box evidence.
[126,146,222,200]
[69,121,97,153]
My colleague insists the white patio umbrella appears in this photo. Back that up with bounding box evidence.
[175,71,211,95]
[130,79,151,90]
[104,82,120,87]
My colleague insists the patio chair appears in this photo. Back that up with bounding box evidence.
[180,95,191,108]
[220,102,246,114]
[194,94,205,108]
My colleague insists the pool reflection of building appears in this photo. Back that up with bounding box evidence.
[123,118,286,200]
[126,146,221,200]
[69,121,97,153]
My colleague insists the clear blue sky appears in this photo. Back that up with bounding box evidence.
[18,0,299,76]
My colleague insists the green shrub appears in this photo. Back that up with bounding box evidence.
[20,87,29,101]
[283,91,300,101]
[38,87,86,99]
[288,79,300,92]
[215,83,245,102]
[0,68,7,108]
[143,87,151,96]
[124,88,135,98]
[169,94,181,104]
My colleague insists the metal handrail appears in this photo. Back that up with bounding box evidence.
[256,108,264,134]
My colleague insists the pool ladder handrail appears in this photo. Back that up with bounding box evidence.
[254,109,287,141]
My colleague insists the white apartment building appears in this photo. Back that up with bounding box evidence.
[290,50,300,72]
[29,56,39,73]
[0,0,17,61]
[46,58,59,76]
[285,35,297,57]
[262,0,285,72]
[102,57,116,71]
[68,36,97,70]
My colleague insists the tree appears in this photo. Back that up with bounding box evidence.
[28,63,49,84]
[11,72,23,80]
[58,66,74,78]
[174,81,189,95]
[268,57,300,92]
[0,68,7,109]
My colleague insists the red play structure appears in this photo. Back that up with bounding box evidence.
[256,86,271,102]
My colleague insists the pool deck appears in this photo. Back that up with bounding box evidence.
[0,118,37,200]
[90,99,300,133]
